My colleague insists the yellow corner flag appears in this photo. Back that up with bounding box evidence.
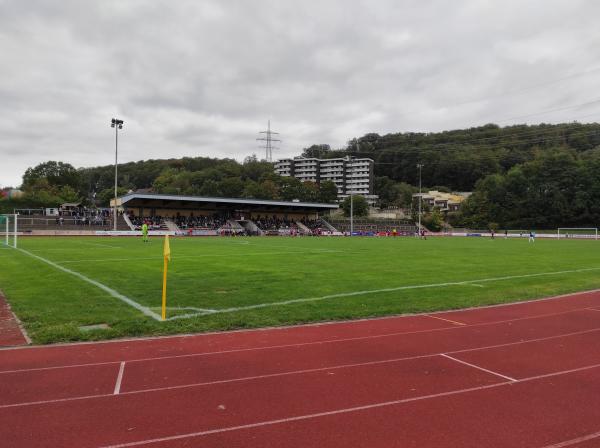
[161,235,171,320]
[163,234,171,262]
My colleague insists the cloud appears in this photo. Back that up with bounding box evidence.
[1,0,600,188]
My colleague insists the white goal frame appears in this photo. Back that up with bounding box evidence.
[0,214,18,248]
[557,227,598,240]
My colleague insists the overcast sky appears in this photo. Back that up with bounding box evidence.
[1,0,600,188]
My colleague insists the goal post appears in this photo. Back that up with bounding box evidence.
[557,227,598,240]
[0,214,17,248]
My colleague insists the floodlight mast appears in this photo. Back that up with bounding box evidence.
[417,164,424,236]
[111,118,124,231]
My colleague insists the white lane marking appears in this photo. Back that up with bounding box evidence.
[440,354,517,382]
[165,267,600,320]
[113,362,125,395]
[3,326,600,409]
[539,430,600,448]
[98,384,511,448]
[97,361,600,448]
[1,308,598,375]
[425,315,466,326]
[15,248,161,321]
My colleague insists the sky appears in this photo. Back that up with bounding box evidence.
[1,0,600,188]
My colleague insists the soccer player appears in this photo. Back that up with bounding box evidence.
[142,221,149,243]
[528,230,535,243]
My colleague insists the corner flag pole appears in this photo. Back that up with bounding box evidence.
[161,235,171,320]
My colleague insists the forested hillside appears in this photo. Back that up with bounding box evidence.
[304,122,600,191]
[4,122,600,229]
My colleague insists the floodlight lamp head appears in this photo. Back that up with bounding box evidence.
[111,118,124,129]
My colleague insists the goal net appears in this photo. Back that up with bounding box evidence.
[0,214,17,248]
[557,228,598,240]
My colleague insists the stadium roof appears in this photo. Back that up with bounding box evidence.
[114,193,338,212]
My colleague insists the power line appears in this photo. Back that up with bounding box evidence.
[496,98,600,123]
[359,120,600,149]
[347,127,600,158]
[450,66,600,108]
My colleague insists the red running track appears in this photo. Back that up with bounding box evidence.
[2,290,600,447]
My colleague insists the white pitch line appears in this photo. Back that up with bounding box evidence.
[164,307,217,312]
[166,266,600,320]
[16,248,161,321]
[97,361,600,448]
[54,249,343,264]
[113,362,126,395]
[426,315,466,326]
[440,353,517,382]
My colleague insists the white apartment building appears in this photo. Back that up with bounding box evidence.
[292,157,319,183]
[319,158,347,195]
[273,159,293,177]
[274,156,378,205]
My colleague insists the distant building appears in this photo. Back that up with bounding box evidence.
[0,189,24,200]
[413,190,470,212]
[274,156,378,205]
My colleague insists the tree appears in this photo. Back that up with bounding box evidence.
[422,208,443,232]
[340,195,369,217]
[242,180,276,200]
[22,161,81,190]
[218,177,245,198]
[302,144,331,159]
[97,187,129,206]
[318,180,339,203]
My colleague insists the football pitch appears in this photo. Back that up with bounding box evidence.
[1,235,600,344]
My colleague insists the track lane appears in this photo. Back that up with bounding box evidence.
[447,329,600,380]
[118,309,600,392]
[107,367,600,448]
[2,309,600,406]
[0,363,120,406]
[0,356,504,448]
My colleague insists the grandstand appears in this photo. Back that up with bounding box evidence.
[113,193,339,236]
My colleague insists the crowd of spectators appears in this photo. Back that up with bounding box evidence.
[55,208,111,226]
[253,215,296,231]
[127,213,231,231]
[124,212,331,235]
[174,214,228,230]
[128,215,164,230]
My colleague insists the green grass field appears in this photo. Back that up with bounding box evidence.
[1,235,600,344]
